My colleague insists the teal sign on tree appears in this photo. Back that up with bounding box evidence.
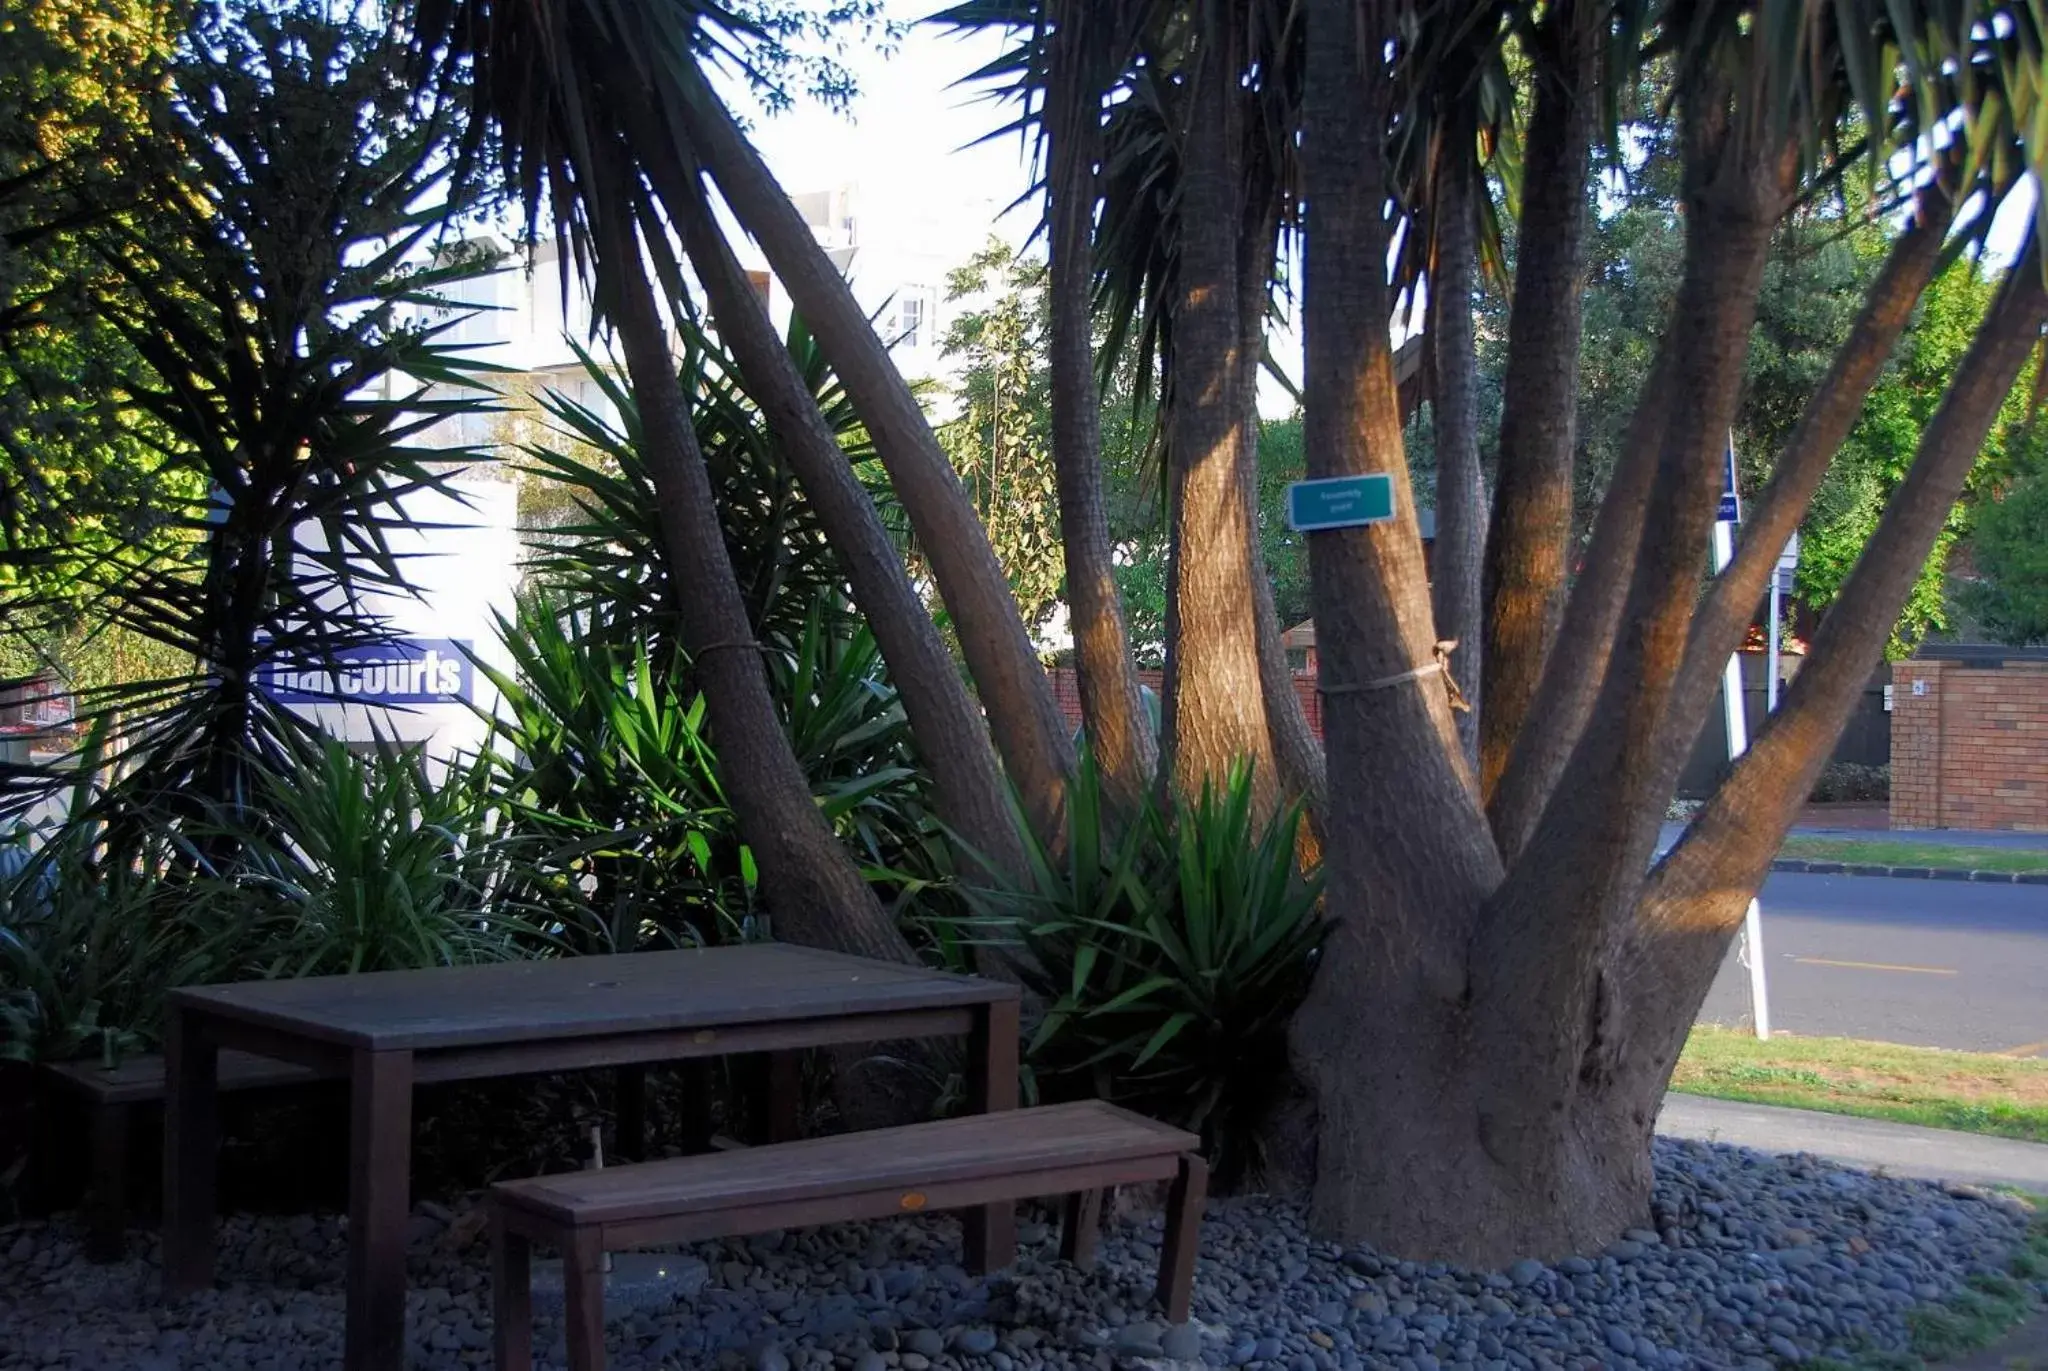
[1286,474,1396,532]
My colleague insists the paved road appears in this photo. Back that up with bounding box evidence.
[1696,870,2048,1055]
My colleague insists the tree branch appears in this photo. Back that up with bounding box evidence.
[1473,77,1795,1154]
[1298,0,1496,983]
[1642,243,2045,937]
[644,128,1030,890]
[1045,0,1157,809]
[673,58,1077,843]
[1476,0,1599,799]
[1646,181,1958,808]
[1431,111,1487,767]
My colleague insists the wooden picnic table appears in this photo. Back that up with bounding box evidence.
[160,943,1020,1371]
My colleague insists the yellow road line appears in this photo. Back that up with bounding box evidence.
[1790,957,1958,976]
[1997,1039,2048,1058]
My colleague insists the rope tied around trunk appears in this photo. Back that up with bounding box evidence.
[692,640,768,659]
[1318,639,1471,713]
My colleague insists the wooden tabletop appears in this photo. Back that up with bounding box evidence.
[167,943,1015,1052]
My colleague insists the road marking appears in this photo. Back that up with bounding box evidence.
[1790,957,1958,976]
[1998,1039,2048,1058]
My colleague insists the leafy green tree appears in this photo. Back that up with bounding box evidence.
[1957,463,2048,643]
[939,242,1066,632]
[1799,257,2045,653]
[0,0,184,684]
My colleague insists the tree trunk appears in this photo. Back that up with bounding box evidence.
[1044,0,1156,811]
[650,142,1028,887]
[1293,39,1808,1261]
[1476,0,1598,801]
[1429,122,1488,766]
[1161,7,1276,805]
[1291,0,1507,1253]
[592,158,915,973]
[675,61,1075,842]
[1235,111,1325,811]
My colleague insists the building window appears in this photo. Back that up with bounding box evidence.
[898,292,927,349]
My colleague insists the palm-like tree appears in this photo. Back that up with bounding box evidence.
[405,0,1044,965]
[1291,0,2047,1259]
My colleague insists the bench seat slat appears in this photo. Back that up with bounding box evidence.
[493,1101,1194,1227]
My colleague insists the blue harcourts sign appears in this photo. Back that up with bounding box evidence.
[261,638,474,705]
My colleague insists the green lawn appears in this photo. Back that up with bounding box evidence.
[1674,1025,2048,1144]
[1779,835,2048,875]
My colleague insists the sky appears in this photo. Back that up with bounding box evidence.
[732,8,1043,255]
[720,2,1311,415]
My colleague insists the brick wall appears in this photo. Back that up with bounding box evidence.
[1890,659,2048,831]
[1048,668,1325,741]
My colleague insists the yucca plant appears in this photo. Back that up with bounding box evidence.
[1,1,502,868]
[0,734,269,1063]
[218,737,539,978]
[474,594,738,953]
[518,313,884,658]
[952,744,1325,1183]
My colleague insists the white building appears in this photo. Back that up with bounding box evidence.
[425,181,989,443]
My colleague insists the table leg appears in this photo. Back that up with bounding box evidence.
[1060,1188,1103,1270]
[162,1005,219,1295]
[85,1100,131,1263]
[766,1051,801,1143]
[961,997,1019,1275]
[677,1059,713,1153]
[345,1047,414,1371]
[614,1065,647,1162]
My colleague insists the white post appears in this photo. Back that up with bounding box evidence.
[1766,575,1782,714]
[1712,454,1772,1041]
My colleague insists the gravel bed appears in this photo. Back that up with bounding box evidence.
[1,1137,2039,1371]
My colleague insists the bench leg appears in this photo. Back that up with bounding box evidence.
[1060,1189,1103,1270]
[563,1226,607,1371]
[490,1213,532,1371]
[85,1100,130,1263]
[614,1065,647,1162]
[1155,1154,1207,1324]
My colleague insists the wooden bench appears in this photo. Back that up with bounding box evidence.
[38,1051,325,1260]
[488,1101,1207,1371]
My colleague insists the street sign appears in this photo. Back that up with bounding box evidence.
[1286,474,1396,532]
[1718,441,1740,523]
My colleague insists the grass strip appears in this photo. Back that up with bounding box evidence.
[1779,836,2048,875]
[1674,1026,2048,1145]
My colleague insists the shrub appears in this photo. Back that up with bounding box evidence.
[1809,761,1890,803]
[950,748,1325,1184]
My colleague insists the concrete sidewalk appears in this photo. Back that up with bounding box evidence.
[1658,1093,2048,1195]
